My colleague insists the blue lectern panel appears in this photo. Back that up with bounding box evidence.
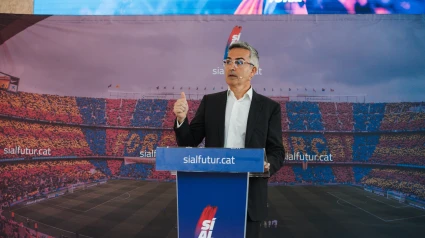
[156,147,264,173]
[177,171,248,238]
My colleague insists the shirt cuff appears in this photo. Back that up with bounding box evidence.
[176,118,184,128]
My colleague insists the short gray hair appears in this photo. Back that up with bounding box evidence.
[228,41,259,69]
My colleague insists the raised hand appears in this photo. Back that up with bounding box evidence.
[173,92,188,124]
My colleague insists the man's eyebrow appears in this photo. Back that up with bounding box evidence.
[226,57,246,60]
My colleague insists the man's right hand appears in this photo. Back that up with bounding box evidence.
[173,92,188,124]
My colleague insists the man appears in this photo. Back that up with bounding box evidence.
[173,41,285,238]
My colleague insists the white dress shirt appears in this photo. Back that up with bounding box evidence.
[176,86,253,149]
[224,86,252,148]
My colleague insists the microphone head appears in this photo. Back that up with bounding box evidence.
[239,76,243,79]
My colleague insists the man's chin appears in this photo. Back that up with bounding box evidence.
[225,78,237,85]
[226,76,238,82]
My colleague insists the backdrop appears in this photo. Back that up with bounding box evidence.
[33,0,425,15]
[0,13,424,238]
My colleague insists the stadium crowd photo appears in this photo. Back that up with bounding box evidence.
[0,89,424,237]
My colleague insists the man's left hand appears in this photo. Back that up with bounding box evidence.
[264,161,270,172]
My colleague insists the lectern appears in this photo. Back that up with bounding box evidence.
[156,147,265,238]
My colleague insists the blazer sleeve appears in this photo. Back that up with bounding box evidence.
[173,95,206,147]
[266,102,285,177]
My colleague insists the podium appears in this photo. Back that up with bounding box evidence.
[156,147,265,238]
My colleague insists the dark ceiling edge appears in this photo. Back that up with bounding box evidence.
[0,14,52,45]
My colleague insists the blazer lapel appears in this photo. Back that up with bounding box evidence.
[217,91,227,147]
[245,90,263,146]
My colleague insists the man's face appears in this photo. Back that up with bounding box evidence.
[224,48,257,88]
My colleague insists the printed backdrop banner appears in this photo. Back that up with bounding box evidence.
[1,14,424,103]
[33,0,425,15]
[0,14,425,238]
[0,13,424,189]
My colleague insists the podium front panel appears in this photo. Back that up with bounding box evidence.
[177,171,248,238]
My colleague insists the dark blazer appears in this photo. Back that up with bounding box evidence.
[173,89,285,221]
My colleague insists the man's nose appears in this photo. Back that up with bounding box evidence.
[230,63,237,70]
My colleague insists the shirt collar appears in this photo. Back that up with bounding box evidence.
[227,86,253,101]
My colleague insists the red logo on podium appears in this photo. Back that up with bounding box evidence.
[195,205,218,238]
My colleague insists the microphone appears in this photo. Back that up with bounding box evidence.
[239,75,251,81]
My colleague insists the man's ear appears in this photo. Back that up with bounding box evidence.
[250,67,258,77]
